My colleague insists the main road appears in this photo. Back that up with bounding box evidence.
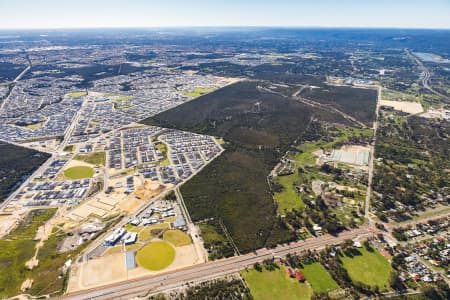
[364,85,382,226]
[406,49,450,102]
[60,226,373,300]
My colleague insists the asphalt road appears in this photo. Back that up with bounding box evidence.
[406,49,450,102]
[364,85,382,226]
[60,227,373,300]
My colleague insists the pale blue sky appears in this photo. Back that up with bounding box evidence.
[0,0,449,29]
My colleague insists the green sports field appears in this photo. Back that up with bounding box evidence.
[241,266,312,300]
[341,246,392,290]
[300,262,339,293]
[163,230,192,247]
[136,241,175,270]
[63,166,94,179]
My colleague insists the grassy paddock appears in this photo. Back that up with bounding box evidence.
[242,266,312,300]
[300,262,339,293]
[341,246,392,290]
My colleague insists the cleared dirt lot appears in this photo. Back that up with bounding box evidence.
[67,241,199,292]
[380,100,423,114]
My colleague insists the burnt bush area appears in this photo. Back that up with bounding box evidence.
[0,142,49,203]
[142,81,349,253]
[301,85,377,125]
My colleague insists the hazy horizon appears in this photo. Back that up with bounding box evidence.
[1,0,449,30]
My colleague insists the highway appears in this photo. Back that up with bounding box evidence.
[61,226,373,300]
[406,49,450,102]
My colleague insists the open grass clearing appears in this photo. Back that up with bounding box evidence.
[0,209,56,298]
[163,230,192,247]
[138,223,169,241]
[136,241,175,271]
[63,166,94,179]
[300,262,339,293]
[69,91,87,97]
[181,87,217,97]
[241,266,312,300]
[341,246,392,290]
[74,152,106,166]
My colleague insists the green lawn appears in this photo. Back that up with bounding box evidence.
[74,152,106,166]
[274,175,305,213]
[136,241,175,270]
[242,266,312,300]
[138,223,169,241]
[300,262,339,293]
[341,246,392,290]
[181,87,217,97]
[63,166,94,179]
[68,91,87,97]
[156,142,170,166]
[163,230,192,247]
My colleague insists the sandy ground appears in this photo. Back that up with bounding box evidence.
[67,241,199,292]
[119,181,164,214]
[65,178,165,223]
[311,180,324,196]
[21,279,33,292]
[23,214,58,290]
[341,144,370,152]
[380,100,423,114]
[64,159,95,170]
[312,149,324,165]
[0,214,16,237]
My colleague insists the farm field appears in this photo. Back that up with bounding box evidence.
[136,241,175,271]
[63,166,94,179]
[341,246,392,290]
[300,262,339,293]
[241,266,312,300]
